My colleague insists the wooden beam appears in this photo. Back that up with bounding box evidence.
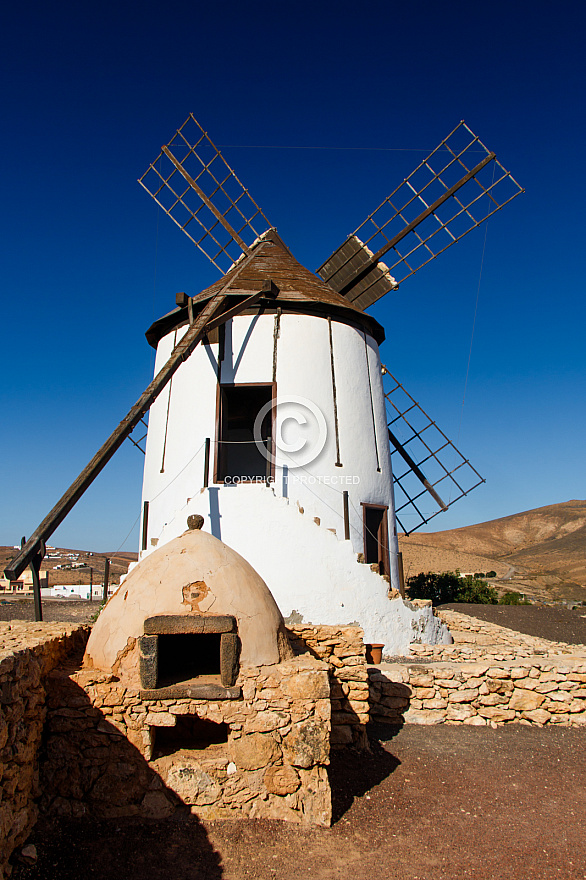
[204,281,279,332]
[162,145,251,256]
[388,428,448,511]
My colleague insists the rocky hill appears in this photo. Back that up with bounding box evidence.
[398,500,586,604]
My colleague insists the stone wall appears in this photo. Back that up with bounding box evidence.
[287,625,369,749]
[0,621,89,879]
[369,610,586,728]
[411,608,585,661]
[41,653,332,826]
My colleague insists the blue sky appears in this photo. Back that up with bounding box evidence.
[1,0,584,551]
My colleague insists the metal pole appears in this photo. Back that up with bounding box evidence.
[103,558,110,604]
[203,438,211,488]
[30,555,43,622]
[343,491,350,540]
[89,567,93,601]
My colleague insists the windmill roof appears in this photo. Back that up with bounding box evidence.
[145,232,385,347]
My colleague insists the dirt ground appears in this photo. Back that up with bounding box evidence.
[12,724,586,880]
[0,599,97,624]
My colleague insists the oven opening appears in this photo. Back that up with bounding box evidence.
[157,632,222,687]
[153,717,229,758]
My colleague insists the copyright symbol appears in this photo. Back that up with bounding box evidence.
[254,396,327,469]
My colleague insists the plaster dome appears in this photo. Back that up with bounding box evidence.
[85,525,292,676]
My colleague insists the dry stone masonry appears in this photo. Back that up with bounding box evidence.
[41,652,332,826]
[0,622,89,880]
[287,625,369,749]
[369,609,586,728]
[3,605,586,875]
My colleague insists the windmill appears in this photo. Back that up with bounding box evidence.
[6,117,523,648]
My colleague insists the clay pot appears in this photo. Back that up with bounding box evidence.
[365,643,384,664]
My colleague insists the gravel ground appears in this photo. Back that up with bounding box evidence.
[439,603,586,645]
[12,724,586,880]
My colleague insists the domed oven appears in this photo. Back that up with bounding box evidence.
[82,519,332,825]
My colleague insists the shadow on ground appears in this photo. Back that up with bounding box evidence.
[12,813,222,880]
[328,728,401,822]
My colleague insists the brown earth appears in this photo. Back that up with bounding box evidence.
[0,599,97,624]
[399,499,586,604]
[439,602,586,646]
[12,724,586,880]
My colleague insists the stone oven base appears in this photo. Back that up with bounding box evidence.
[41,654,332,827]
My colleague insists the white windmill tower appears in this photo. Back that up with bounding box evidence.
[135,117,522,651]
[6,117,522,654]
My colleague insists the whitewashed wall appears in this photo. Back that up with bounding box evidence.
[142,313,396,566]
[135,310,447,652]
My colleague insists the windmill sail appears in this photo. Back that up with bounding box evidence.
[318,121,524,310]
[382,366,485,535]
[139,114,272,274]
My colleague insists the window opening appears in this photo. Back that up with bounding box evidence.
[216,384,273,481]
[363,504,390,576]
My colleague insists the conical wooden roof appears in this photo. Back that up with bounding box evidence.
[146,232,385,346]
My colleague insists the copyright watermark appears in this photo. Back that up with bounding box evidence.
[223,474,361,485]
[254,395,327,469]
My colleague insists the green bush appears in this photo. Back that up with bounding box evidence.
[499,591,531,605]
[406,572,498,606]
[405,571,462,605]
[486,571,497,578]
[473,572,486,579]
[458,577,499,604]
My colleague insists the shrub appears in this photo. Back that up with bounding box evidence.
[458,577,499,604]
[406,571,462,605]
[406,572,498,606]
[486,571,497,578]
[499,591,531,605]
[473,572,486,579]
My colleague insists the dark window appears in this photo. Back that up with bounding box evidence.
[157,632,221,687]
[216,384,273,482]
[363,505,390,577]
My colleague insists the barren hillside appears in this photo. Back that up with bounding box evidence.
[399,500,586,603]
